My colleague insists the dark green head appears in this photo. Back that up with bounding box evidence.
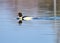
[18,12,22,17]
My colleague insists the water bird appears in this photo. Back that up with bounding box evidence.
[17,12,33,21]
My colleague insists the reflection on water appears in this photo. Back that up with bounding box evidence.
[56,0,60,16]
[55,20,60,43]
[38,0,54,17]
[56,1,60,43]
[18,20,22,25]
[0,0,60,43]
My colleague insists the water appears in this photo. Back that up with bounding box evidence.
[0,0,59,43]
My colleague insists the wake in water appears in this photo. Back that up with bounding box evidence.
[33,16,60,20]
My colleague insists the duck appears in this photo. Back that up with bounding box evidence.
[17,12,33,21]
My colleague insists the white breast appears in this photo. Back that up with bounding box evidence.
[23,17,33,20]
[19,17,22,20]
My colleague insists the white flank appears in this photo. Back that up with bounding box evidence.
[23,17,33,20]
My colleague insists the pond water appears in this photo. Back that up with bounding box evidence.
[0,0,59,43]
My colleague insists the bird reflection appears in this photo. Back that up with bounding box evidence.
[18,20,22,25]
